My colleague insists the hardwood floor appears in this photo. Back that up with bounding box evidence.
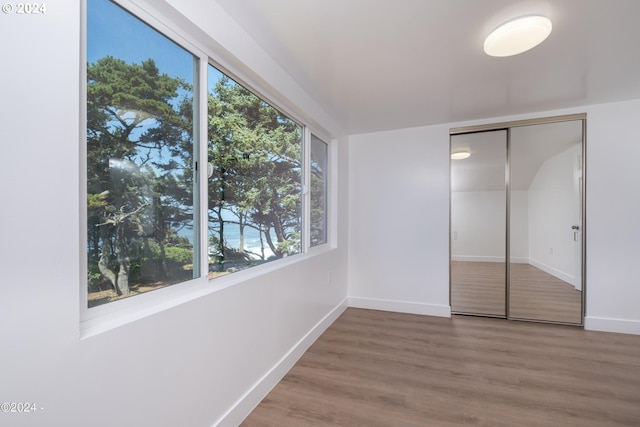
[451,261,582,324]
[242,308,640,426]
[510,263,582,324]
[451,261,506,316]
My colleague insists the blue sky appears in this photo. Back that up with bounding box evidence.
[88,0,232,96]
[87,0,194,85]
[86,0,294,249]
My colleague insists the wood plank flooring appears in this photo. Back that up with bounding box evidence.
[510,263,582,324]
[451,261,582,324]
[242,308,640,427]
[451,261,506,316]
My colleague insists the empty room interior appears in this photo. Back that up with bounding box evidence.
[3,0,640,426]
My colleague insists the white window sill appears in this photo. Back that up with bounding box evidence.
[80,246,335,339]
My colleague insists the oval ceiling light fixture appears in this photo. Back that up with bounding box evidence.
[484,15,552,57]
[451,151,471,160]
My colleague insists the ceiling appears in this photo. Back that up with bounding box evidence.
[214,0,640,135]
[450,119,582,192]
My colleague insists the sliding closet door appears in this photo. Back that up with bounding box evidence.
[508,120,584,324]
[450,130,507,317]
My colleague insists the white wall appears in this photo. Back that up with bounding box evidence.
[348,101,640,335]
[451,190,529,262]
[0,1,348,426]
[3,3,640,427]
[451,191,506,262]
[585,100,640,334]
[348,125,451,316]
[510,190,530,263]
[528,144,581,287]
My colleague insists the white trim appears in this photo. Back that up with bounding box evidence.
[215,298,349,427]
[451,255,505,263]
[529,258,576,287]
[584,316,640,336]
[303,126,311,251]
[79,0,88,335]
[197,55,210,281]
[328,137,338,249]
[348,297,451,318]
[451,255,528,263]
[81,248,335,337]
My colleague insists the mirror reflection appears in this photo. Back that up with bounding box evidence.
[450,130,506,317]
[450,118,584,325]
[509,120,583,324]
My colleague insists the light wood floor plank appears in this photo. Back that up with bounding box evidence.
[242,308,640,426]
[451,261,582,323]
[451,261,506,316]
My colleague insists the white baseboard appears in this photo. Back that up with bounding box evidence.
[529,258,576,288]
[451,255,528,264]
[215,297,349,427]
[348,296,451,318]
[451,255,503,263]
[584,316,640,336]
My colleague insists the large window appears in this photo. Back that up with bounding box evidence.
[207,66,302,277]
[85,0,328,310]
[86,0,198,307]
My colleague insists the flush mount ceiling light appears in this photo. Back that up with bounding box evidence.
[484,15,552,57]
[451,151,471,160]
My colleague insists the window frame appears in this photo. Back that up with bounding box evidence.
[206,62,306,270]
[308,132,330,248]
[80,0,335,334]
[81,0,211,324]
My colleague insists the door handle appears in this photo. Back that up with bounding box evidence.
[572,225,581,241]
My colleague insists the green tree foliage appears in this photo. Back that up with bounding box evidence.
[207,74,302,265]
[86,56,195,299]
[309,139,328,246]
[86,57,304,304]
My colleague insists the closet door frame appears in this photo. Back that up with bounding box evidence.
[449,113,586,326]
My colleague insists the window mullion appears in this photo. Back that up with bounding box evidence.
[197,56,209,280]
[303,126,312,252]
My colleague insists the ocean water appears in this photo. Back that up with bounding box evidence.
[177,206,300,260]
[215,222,276,259]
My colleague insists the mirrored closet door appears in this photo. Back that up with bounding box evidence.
[449,115,585,325]
[450,130,507,317]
